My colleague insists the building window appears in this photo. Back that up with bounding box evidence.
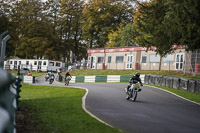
[116,56,124,63]
[108,56,111,63]
[10,61,12,64]
[56,62,61,67]
[149,54,160,63]
[97,57,104,63]
[162,54,174,63]
[26,61,29,65]
[19,61,21,65]
[34,61,37,65]
[141,55,147,63]
[43,61,46,65]
[49,62,54,66]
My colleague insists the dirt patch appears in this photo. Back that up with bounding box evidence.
[16,105,40,133]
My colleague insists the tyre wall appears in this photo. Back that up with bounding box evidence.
[144,75,200,93]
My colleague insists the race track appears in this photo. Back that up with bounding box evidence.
[35,76,200,133]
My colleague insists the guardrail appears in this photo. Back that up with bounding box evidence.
[144,75,200,93]
[0,68,22,133]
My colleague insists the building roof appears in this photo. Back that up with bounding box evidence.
[87,45,185,53]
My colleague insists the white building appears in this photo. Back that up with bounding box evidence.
[4,59,62,72]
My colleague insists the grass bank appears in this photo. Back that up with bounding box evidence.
[147,84,200,104]
[63,69,200,80]
[18,84,123,133]
[9,70,46,77]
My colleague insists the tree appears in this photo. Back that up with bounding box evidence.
[107,23,140,47]
[163,0,200,51]
[135,0,173,70]
[82,0,135,48]
[58,0,85,63]
[11,0,53,59]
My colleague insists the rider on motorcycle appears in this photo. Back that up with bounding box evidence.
[65,71,72,86]
[126,72,143,92]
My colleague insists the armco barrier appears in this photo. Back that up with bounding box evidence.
[0,68,22,133]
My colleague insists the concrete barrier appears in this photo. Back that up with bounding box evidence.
[84,76,95,83]
[95,76,107,82]
[107,75,120,83]
[23,76,34,84]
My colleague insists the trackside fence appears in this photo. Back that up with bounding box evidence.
[144,75,200,93]
[59,75,145,83]
[0,68,22,133]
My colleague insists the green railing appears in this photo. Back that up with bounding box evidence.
[0,68,22,133]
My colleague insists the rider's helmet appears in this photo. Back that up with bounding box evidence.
[135,72,140,78]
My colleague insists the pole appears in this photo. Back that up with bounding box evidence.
[0,35,11,67]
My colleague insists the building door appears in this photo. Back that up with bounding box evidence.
[14,61,17,70]
[126,55,133,69]
[175,53,184,70]
[38,61,42,71]
[91,56,96,69]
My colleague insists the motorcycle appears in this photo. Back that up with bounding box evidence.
[65,76,71,86]
[49,75,55,84]
[125,80,142,102]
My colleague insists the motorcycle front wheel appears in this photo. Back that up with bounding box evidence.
[132,91,137,102]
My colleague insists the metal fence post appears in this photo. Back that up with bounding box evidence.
[0,30,10,68]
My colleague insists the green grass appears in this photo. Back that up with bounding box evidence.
[147,84,200,103]
[20,84,123,133]
[63,69,200,80]
[9,70,46,77]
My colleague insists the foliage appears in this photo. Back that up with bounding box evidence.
[82,0,135,48]
[107,23,140,47]
[135,0,200,56]
[162,0,200,51]
[10,0,53,59]
[58,0,86,62]
[20,85,123,133]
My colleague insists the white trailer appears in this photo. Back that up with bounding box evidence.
[4,59,63,72]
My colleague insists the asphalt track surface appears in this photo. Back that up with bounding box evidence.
[35,76,200,133]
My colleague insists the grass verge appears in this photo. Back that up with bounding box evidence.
[9,70,46,77]
[62,69,200,80]
[17,84,123,133]
[146,84,200,104]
